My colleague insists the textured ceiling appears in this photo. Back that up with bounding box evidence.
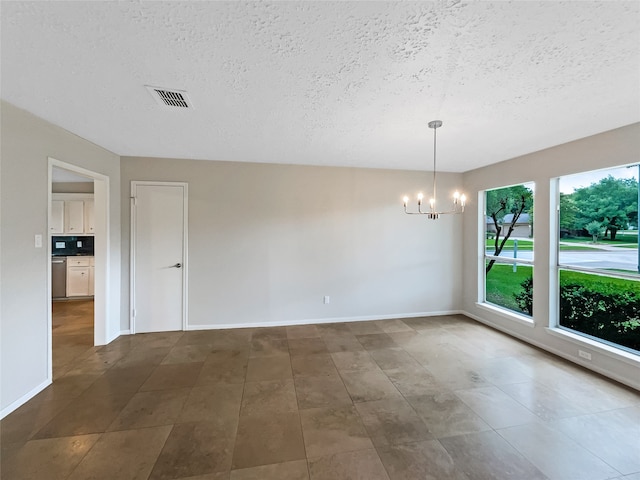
[1,1,639,172]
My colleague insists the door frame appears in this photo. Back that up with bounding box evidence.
[47,157,112,380]
[130,181,189,334]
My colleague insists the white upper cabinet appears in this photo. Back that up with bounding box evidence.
[64,200,85,233]
[50,200,64,233]
[50,194,94,235]
[84,199,95,234]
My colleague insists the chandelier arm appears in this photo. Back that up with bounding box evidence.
[404,205,425,215]
[432,207,465,215]
[405,207,463,216]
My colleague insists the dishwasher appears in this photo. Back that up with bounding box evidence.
[51,256,67,299]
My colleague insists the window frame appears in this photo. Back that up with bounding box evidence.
[479,183,535,322]
[550,171,640,356]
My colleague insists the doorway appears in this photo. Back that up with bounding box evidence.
[51,299,94,377]
[48,158,111,381]
[130,181,188,333]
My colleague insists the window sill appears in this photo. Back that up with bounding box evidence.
[475,302,535,327]
[545,327,640,367]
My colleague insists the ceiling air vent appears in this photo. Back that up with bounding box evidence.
[145,85,193,109]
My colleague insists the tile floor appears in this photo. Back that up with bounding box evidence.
[1,300,639,479]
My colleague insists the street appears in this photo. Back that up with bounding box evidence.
[490,248,640,273]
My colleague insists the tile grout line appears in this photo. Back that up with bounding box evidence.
[284,330,314,479]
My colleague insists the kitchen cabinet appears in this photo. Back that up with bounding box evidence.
[50,194,94,235]
[50,200,64,234]
[67,266,90,296]
[67,257,92,268]
[67,256,93,297]
[84,199,95,234]
[65,200,85,234]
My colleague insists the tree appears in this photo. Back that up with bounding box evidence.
[571,176,638,240]
[585,220,603,243]
[559,193,579,232]
[486,185,533,274]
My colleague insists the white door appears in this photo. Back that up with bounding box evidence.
[131,182,187,333]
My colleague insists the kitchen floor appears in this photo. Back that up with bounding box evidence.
[52,299,95,379]
[1,307,639,480]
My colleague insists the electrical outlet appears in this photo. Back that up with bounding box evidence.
[578,349,592,361]
[323,296,330,304]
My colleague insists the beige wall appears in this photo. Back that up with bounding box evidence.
[120,157,464,331]
[3,99,636,417]
[462,122,640,389]
[0,101,121,415]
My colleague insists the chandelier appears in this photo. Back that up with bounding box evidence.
[403,120,466,219]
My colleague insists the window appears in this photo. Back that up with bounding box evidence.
[483,183,534,316]
[557,166,640,353]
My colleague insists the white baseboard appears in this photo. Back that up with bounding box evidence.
[1,377,51,419]
[2,311,468,419]
[187,310,463,331]
[104,332,119,344]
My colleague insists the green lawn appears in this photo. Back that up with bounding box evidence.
[485,265,640,315]
[485,239,533,251]
[560,270,640,294]
[561,232,638,248]
[559,245,602,251]
[599,232,637,243]
[485,264,532,313]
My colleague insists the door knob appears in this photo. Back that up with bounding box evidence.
[172,263,182,268]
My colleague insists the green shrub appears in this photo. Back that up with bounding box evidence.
[559,284,639,351]
[515,277,640,351]
[514,277,533,316]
